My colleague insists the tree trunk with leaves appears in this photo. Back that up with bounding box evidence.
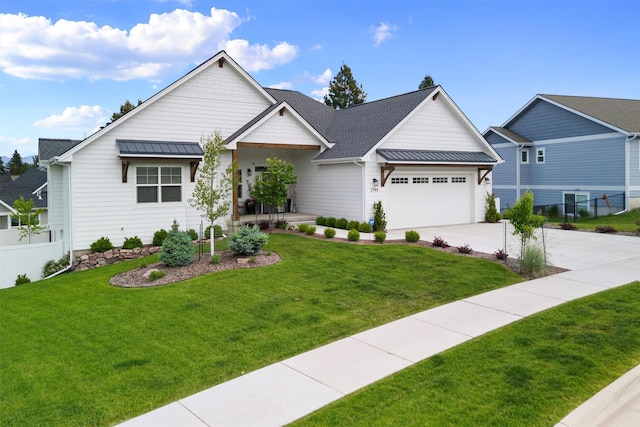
[250,157,297,228]
[11,197,45,243]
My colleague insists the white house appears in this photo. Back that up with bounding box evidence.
[39,51,502,257]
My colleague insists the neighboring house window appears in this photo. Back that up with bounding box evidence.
[0,215,8,230]
[520,149,529,164]
[536,148,545,164]
[136,166,182,203]
[563,192,589,215]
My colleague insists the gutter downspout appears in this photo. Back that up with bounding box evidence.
[516,144,524,202]
[44,160,73,279]
[622,133,639,213]
[353,160,365,221]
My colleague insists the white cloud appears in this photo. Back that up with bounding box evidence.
[34,105,110,133]
[0,8,299,81]
[312,68,332,85]
[311,43,323,51]
[0,136,36,158]
[371,22,397,47]
[268,82,293,90]
[311,87,328,101]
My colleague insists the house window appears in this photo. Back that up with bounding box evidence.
[391,177,408,184]
[520,149,529,164]
[452,177,466,183]
[412,177,429,184]
[563,192,589,215]
[536,148,545,164]
[136,166,182,203]
[433,177,448,183]
[0,215,8,230]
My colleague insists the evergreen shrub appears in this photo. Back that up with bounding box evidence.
[347,220,360,230]
[15,274,30,285]
[228,225,269,256]
[90,237,114,253]
[325,217,336,227]
[159,220,194,267]
[358,222,372,233]
[122,236,143,249]
[306,226,317,235]
[324,228,336,238]
[347,229,360,241]
[405,230,420,242]
[374,231,386,243]
[153,229,168,246]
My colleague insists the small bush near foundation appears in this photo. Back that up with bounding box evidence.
[15,274,30,285]
[374,231,386,243]
[548,204,559,218]
[315,216,326,226]
[159,220,194,267]
[324,228,336,238]
[90,236,114,253]
[335,218,348,229]
[405,230,420,243]
[347,229,360,241]
[211,253,221,264]
[457,244,472,254]
[358,222,372,233]
[122,236,143,249]
[187,229,198,241]
[325,217,336,227]
[42,253,70,277]
[432,236,449,248]
[560,223,577,230]
[521,244,547,278]
[579,209,590,218]
[595,225,617,234]
[306,226,317,235]
[148,270,166,281]
[228,225,269,256]
[347,220,360,230]
[298,223,310,233]
[153,229,168,246]
[275,220,288,229]
[494,249,508,260]
[259,220,270,230]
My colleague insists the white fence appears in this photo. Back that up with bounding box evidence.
[0,240,64,289]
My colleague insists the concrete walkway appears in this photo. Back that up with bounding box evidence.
[118,223,639,427]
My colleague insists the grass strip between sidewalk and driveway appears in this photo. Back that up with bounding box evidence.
[293,281,640,426]
[0,233,521,426]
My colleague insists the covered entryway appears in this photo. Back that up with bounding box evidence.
[386,169,474,229]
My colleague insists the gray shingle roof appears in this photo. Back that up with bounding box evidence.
[541,95,640,134]
[0,167,48,208]
[487,126,531,144]
[377,149,497,164]
[39,138,82,162]
[116,140,203,157]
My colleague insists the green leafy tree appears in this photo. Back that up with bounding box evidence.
[507,191,546,268]
[324,64,367,109]
[8,150,30,175]
[109,99,142,123]
[188,132,235,256]
[11,196,45,243]
[419,74,435,89]
[251,157,297,228]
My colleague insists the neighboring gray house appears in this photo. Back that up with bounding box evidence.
[484,95,640,214]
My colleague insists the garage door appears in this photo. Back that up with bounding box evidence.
[387,171,473,229]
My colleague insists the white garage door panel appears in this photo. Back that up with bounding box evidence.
[387,172,473,229]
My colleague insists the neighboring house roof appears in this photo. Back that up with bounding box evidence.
[486,126,532,145]
[39,138,82,162]
[540,95,640,134]
[377,149,497,164]
[0,167,48,210]
[116,140,204,158]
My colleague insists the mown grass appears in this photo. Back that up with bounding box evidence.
[0,233,521,426]
[294,281,640,426]
[547,208,640,233]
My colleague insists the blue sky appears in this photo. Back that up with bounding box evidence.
[1,0,638,159]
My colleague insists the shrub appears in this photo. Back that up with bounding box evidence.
[560,222,577,230]
[485,193,501,223]
[373,200,387,232]
[405,230,420,243]
[335,218,348,229]
[153,229,168,246]
[347,220,360,231]
[548,204,559,218]
[315,216,326,226]
[90,236,114,253]
[374,231,386,243]
[159,220,194,267]
[187,229,199,241]
[148,270,166,281]
[42,253,70,277]
[595,225,618,234]
[122,236,143,249]
[324,228,336,238]
[306,226,317,235]
[358,222,372,233]
[325,217,336,227]
[494,249,508,260]
[211,253,221,264]
[578,208,590,218]
[636,219,640,234]
[228,225,269,256]
[347,229,360,241]
[432,236,449,247]
[521,244,547,278]
[457,244,472,254]
[204,225,223,240]
[258,220,270,230]
[275,220,288,229]
[15,274,30,285]
[298,223,310,233]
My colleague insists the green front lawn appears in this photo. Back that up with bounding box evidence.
[0,233,521,426]
[547,208,640,233]
[294,281,640,426]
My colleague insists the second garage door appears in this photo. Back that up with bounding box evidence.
[387,171,474,229]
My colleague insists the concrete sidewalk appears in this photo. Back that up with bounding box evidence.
[118,224,639,426]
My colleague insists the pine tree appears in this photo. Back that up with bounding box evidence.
[419,74,435,90]
[0,157,5,174]
[109,99,143,123]
[8,150,30,175]
[324,64,367,109]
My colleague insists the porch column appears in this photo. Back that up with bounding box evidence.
[232,149,239,221]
